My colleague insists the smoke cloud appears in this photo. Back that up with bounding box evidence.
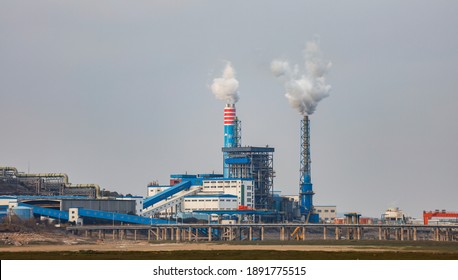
[210,61,239,104]
[271,40,332,115]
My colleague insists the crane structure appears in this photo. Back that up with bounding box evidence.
[423,210,458,225]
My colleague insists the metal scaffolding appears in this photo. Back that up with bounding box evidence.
[299,116,318,222]
[222,146,274,210]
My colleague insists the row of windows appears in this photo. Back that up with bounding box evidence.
[204,185,239,188]
[186,199,237,202]
[184,208,237,211]
[317,209,336,213]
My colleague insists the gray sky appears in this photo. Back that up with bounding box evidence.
[1,0,457,217]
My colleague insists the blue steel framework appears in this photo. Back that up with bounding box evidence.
[222,146,274,210]
[300,115,319,222]
[19,202,171,225]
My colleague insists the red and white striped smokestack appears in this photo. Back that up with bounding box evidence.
[224,104,236,125]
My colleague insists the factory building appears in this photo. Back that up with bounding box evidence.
[116,196,144,216]
[315,205,337,223]
[183,194,238,212]
[202,179,254,208]
[0,167,99,198]
[147,183,170,197]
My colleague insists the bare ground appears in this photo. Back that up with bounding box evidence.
[1,231,457,259]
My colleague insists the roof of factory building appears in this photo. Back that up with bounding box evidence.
[197,173,224,178]
[203,178,254,182]
[194,210,276,215]
[222,146,274,152]
[184,194,238,199]
[170,174,197,178]
[116,196,143,199]
[17,195,91,200]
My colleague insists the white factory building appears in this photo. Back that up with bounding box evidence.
[143,178,255,216]
[201,179,254,209]
[183,194,238,211]
[315,205,337,223]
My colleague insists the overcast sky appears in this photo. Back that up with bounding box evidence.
[1,1,457,217]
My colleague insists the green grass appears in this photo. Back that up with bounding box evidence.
[1,240,458,260]
[1,250,457,260]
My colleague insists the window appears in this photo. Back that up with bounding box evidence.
[331,210,335,213]
[247,198,252,202]
[324,210,329,213]
[317,210,322,213]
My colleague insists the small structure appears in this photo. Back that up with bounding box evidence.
[344,212,361,224]
[382,207,406,224]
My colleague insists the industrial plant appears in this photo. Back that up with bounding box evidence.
[0,100,318,225]
[1,46,457,242]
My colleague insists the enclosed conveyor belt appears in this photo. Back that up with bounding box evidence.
[19,203,171,225]
[19,202,69,220]
[143,181,192,208]
[77,209,173,225]
[142,185,201,217]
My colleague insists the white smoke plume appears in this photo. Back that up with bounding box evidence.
[271,40,332,115]
[210,61,239,104]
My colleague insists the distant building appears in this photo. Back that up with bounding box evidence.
[315,205,337,223]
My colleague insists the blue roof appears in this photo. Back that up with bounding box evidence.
[170,174,197,179]
[194,210,276,215]
[0,196,18,199]
[197,173,224,178]
[184,194,238,199]
[17,195,90,200]
[222,146,275,153]
[203,178,254,182]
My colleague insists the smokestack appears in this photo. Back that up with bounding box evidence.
[223,103,241,177]
[210,61,241,178]
[224,103,237,148]
[272,39,331,222]
[300,115,318,222]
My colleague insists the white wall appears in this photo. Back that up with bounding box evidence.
[202,179,254,208]
[183,196,238,211]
